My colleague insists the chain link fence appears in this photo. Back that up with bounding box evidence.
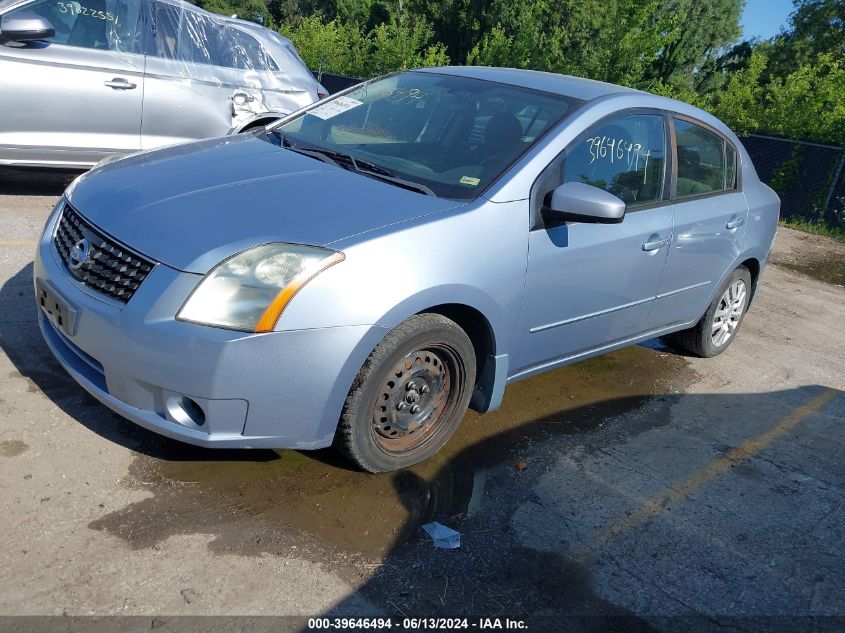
[738,134,845,229]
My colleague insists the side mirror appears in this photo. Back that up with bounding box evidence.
[0,12,55,43]
[542,181,626,224]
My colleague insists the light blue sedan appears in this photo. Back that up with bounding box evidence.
[34,67,780,472]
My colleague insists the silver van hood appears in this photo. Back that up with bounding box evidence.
[68,135,463,274]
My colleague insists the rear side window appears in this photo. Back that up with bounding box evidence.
[153,2,276,71]
[563,113,666,206]
[674,119,736,198]
[5,0,141,51]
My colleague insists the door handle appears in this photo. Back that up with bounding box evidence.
[642,236,671,252]
[104,78,137,90]
[726,217,745,230]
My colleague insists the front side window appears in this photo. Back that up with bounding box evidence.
[272,72,581,200]
[674,119,736,198]
[563,113,666,206]
[5,0,141,51]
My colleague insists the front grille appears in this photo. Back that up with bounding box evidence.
[54,203,154,303]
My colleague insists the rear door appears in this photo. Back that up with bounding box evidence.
[140,2,271,148]
[652,116,748,327]
[0,0,144,166]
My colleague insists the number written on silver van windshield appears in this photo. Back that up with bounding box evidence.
[57,2,118,25]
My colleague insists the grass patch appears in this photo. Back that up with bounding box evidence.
[780,218,845,242]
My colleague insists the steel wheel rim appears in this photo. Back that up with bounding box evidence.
[371,344,462,454]
[711,279,747,347]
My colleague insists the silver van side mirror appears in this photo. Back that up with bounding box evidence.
[542,181,626,224]
[0,12,55,43]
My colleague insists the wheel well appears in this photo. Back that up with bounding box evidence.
[739,257,761,300]
[417,304,496,405]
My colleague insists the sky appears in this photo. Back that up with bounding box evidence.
[741,0,794,40]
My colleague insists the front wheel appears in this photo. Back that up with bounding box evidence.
[335,314,476,473]
[666,266,752,358]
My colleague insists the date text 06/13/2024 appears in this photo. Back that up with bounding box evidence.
[307,617,528,630]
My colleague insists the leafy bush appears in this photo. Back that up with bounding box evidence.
[279,14,448,78]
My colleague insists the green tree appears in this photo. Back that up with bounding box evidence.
[468,0,667,86]
[707,48,767,134]
[278,15,369,76]
[765,54,845,145]
[650,0,745,85]
[195,0,275,26]
[765,0,845,81]
[279,13,449,77]
[368,19,450,73]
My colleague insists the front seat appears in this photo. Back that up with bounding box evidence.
[482,112,524,159]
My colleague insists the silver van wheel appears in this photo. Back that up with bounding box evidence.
[711,279,747,348]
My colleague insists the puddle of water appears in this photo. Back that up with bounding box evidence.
[779,259,845,286]
[90,343,691,560]
[0,439,28,457]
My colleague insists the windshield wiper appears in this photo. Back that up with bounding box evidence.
[273,136,436,197]
[270,132,343,168]
[287,145,343,168]
[303,148,436,197]
[351,161,437,197]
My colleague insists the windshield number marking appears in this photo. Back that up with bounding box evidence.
[57,2,118,24]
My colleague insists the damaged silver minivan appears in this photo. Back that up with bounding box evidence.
[0,0,325,168]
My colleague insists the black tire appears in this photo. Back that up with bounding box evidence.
[665,266,752,358]
[335,314,476,473]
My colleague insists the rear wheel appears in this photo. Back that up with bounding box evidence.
[335,314,476,473]
[665,266,752,358]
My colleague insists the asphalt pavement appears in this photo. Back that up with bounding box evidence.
[1,168,843,632]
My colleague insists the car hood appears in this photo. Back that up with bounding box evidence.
[68,135,464,274]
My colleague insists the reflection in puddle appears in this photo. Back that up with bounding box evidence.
[90,344,691,560]
[778,259,845,286]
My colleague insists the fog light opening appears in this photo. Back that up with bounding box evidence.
[166,395,206,428]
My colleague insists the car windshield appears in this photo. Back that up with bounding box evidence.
[271,71,581,199]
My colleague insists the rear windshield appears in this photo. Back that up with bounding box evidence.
[274,71,581,199]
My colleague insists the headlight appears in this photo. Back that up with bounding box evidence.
[177,243,344,332]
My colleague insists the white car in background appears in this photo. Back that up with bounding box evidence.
[0,0,325,168]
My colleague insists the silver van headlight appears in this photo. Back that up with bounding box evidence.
[177,243,344,332]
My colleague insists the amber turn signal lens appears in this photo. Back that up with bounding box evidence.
[254,252,345,333]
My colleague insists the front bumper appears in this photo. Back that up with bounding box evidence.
[34,206,386,449]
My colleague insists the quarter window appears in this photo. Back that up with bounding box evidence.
[563,113,666,206]
[5,0,141,51]
[674,119,736,197]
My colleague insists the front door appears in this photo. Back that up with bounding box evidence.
[512,111,673,376]
[0,0,144,167]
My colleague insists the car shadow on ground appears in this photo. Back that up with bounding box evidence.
[0,168,81,196]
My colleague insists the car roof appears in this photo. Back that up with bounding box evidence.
[418,66,642,101]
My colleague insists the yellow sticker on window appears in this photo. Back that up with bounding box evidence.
[460,176,480,186]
